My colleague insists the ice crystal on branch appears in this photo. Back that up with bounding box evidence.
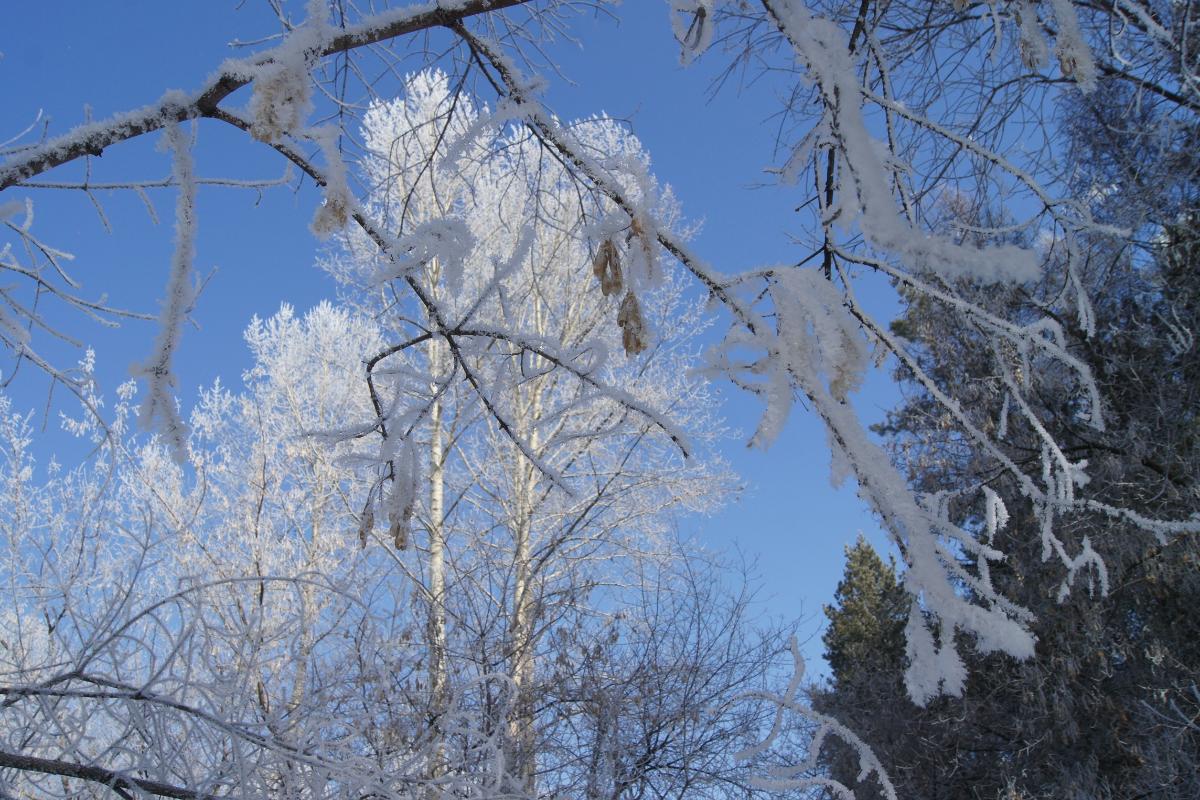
[133,123,196,463]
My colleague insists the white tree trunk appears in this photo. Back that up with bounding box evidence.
[427,324,449,780]
[508,318,545,794]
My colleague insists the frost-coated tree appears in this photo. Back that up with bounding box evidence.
[0,306,769,799]
[0,313,437,799]
[2,0,1199,798]
[327,69,739,792]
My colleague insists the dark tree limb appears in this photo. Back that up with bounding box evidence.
[0,749,215,800]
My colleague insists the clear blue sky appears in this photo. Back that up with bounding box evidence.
[1,1,899,675]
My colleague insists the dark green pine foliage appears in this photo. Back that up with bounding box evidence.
[810,538,910,800]
[821,536,908,686]
[813,539,1014,800]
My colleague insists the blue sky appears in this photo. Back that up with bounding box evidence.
[1,1,899,674]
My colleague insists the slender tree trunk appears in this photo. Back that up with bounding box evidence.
[509,473,536,792]
[288,468,326,715]
[508,365,543,794]
[280,472,323,798]
[427,330,449,777]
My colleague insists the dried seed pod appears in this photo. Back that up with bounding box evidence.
[629,217,657,276]
[1058,50,1077,80]
[311,192,349,238]
[617,289,648,356]
[384,436,417,549]
[389,487,413,550]
[357,503,374,549]
[591,239,611,280]
[591,239,623,296]
[390,517,409,550]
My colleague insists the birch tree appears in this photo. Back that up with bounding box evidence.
[329,70,736,792]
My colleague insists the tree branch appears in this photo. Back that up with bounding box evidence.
[0,0,532,191]
[0,749,214,800]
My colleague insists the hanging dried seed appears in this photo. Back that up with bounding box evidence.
[1058,51,1077,80]
[389,481,413,548]
[617,289,648,356]
[390,516,409,550]
[591,239,611,280]
[357,503,374,549]
[591,239,623,296]
[629,216,657,275]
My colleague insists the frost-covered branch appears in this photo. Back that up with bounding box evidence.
[450,22,762,334]
[736,638,898,800]
[0,0,533,191]
[132,123,196,463]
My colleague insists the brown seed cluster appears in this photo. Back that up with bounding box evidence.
[592,239,623,296]
[593,237,649,356]
[390,515,409,550]
[617,290,647,356]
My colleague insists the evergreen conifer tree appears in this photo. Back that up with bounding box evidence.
[821,536,908,686]
[812,538,911,800]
